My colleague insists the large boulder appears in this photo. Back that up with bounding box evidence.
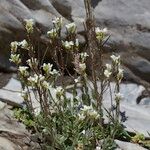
[0,0,150,85]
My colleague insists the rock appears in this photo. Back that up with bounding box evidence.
[0,0,149,84]
[115,140,147,150]
[0,101,27,135]
[0,101,40,149]
[122,54,150,83]
[0,137,19,150]
[0,78,24,107]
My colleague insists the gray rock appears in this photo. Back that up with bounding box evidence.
[0,101,27,135]
[0,78,24,106]
[0,137,19,150]
[122,54,150,83]
[0,0,149,84]
[0,101,40,149]
[115,140,147,150]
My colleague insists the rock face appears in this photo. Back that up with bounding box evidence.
[0,101,40,149]
[115,140,147,150]
[0,0,150,85]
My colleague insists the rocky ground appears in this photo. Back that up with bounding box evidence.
[0,0,149,86]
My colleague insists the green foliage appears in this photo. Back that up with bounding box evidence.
[132,133,145,143]
[14,108,34,128]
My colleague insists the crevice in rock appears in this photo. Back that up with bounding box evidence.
[51,0,73,22]
[91,0,102,9]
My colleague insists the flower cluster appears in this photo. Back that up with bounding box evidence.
[117,68,123,82]
[55,86,64,98]
[19,39,29,49]
[95,27,108,41]
[10,41,18,53]
[80,52,89,62]
[62,41,74,50]
[47,29,58,38]
[24,19,34,34]
[43,63,59,76]
[28,74,45,86]
[78,105,100,120]
[65,22,76,34]
[111,55,120,65]
[52,17,63,30]
[9,54,21,65]
[18,66,29,77]
[27,58,38,69]
[104,64,112,78]
[103,54,124,82]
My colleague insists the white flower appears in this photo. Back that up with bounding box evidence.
[95,27,108,35]
[63,41,74,50]
[27,58,38,68]
[9,54,21,64]
[110,55,120,64]
[104,69,112,78]
[95,146,101,150]
[43,63,53,74]
[19,39,28,49]
[75,38,79,47]
[117,68,123,82]
[38,74,45,82]
[74,77,81,83]
[42,81,50,89]
[115,92,123,102]
[50,69,60,76]
[78,113,85,120]
[80,52,89,62]
[81,105,92,112]
[81,130,86,134]
[65,22,76,33]
[104,64,112,78]
[18,66,28,76]
[55,86,64,97]
[105,64,112,71]
[28,74,45,86]
[24,19,34,33]
[28,74,38,84]
[95,27,108,40]
[47,29,57,38]
[10,41,18,52]
[79,63,86,72]
[81,105,99,120]
[89,110,100,119]
[52,17,62,29]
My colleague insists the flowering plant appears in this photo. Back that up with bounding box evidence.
[10,0,130,149]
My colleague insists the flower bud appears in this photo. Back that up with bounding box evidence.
[24,19,34,34]
[65,22,76,34]
[10,41,18,53]
[9,54,21,64]
[47,29,58,38]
